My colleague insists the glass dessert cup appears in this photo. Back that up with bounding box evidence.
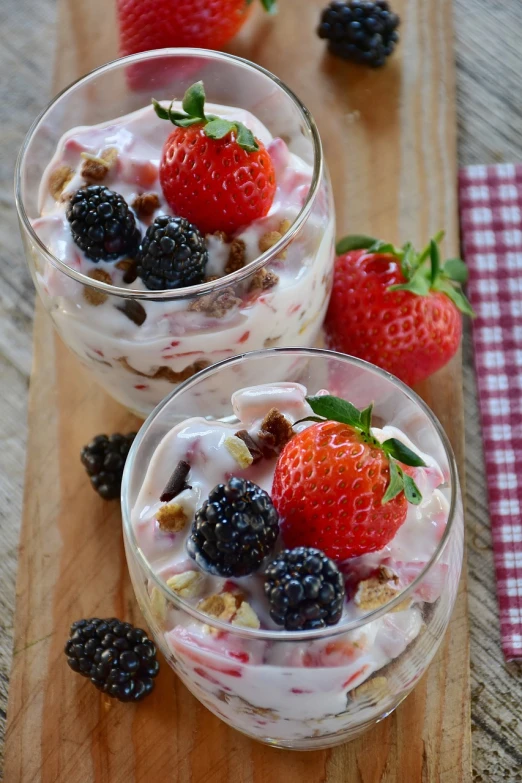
[16,49,335,419]
[122,348,464,750]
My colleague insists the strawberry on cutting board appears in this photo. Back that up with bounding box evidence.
[272,395,427,560]
[324,233,473,387]
[117,0,276,56]
[153,82,276,235]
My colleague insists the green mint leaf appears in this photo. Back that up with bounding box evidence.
[306,395,363,430]
[429,239,441,285]
[335,235,379,255]
[401,470,423,505]
[443,258,469,284]
[436,280,475,317]
[204,118,236,140]
[235,122,259,152]
[182,81,206,120]
[382,438,427,467]
[152,99,171,121]
[359,404,373,436]
[382,460,404,504]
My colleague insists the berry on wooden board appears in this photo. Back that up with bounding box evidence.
[318,0,400,67]
[153,82,276,235]
[80,432,136,500]
[118,0,277,56]
[272,395,426,560]
[324,232,473,387]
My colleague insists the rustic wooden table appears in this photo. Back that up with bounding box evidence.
[0,0,521,780]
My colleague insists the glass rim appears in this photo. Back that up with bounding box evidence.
[14,47,324,302]
[121,347,461,642]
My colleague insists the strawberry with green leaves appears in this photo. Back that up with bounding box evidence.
[153,82,276,235]
[272,395,427,560]
[324,232,473,387]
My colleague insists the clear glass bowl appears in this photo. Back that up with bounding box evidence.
[122,348,464,749]
[15,49,334,418]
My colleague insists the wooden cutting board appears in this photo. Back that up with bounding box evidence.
[5,0,471,780]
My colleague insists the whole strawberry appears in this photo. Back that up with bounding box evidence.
[272,395,426,560]
[324,233,473,387]
[153,82,276,236]
[118,0,276,58]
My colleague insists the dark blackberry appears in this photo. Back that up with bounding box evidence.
[318,1,400,67]
[187,477,279,577]
[66,185,141,261]
[264,547,345,631]
[80,432,136,500]
[137,215,208,291]
[64,617,159,702]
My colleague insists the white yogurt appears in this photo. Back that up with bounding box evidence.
[131,382,451,741]
[35,104,335,415]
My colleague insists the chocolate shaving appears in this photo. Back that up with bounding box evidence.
[160,460,191,502]
[234,430,263,464]
[258,408,294,453]
[116,258,138,284]
[116,299,147,326]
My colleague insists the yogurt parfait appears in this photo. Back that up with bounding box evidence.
[122,349,464,748]
[17,50,334,416]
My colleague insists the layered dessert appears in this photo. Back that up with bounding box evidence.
[130,380,454,742]
[33,81,334,415]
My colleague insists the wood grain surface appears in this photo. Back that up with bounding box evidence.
[6,0,521,779]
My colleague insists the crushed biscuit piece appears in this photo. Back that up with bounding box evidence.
[390,598,412,613]
[249,268,279,293]
[156,503,188,532]
[83,268,112,306]
[354,571,400,611]
[198,592,241,621]
[167,570,205,599]
[258,407,294,452]
[132,192,160,219]
[234,430,263,464]
[259,230,282,253]
[350,676,388,701]
[225,238,246,275]
[224,435,254,468]
[150,587,167,623]
[279,218,292,234]
[189,288,241,317]
[264,335,282,348]
[117,356,208,382]
[232,602,260,629]
[49,165,74,200]
[212,230,229,243]
[81,152,111,182]
[205,275,220,283]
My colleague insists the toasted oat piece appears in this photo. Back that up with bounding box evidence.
[80,147,118,182]
[156,503,188,533]
[83,268,112,306]
[259,230,282,253]
[198,592,242,621]
[249,268,279,292]
[350,676,389,701]
[354,567,400,610]
[225,238,246,275]
[234,430,263,464]
[232,602,260,629]
[258,407,294,452]
[167,570,205,599]
[49,165,74,200]
[150,587,167,623]
[279,218,292,234]
[117,356,208,383]
[224,435,254,468]
[132,192,160,219]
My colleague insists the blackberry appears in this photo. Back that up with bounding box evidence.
[318,1,400,67]
[187,477,279,577]
[264,547,345,631]
[137,215,208,291]
[66,185,141,261]
[80,432,136,500]
[64,617,159,702]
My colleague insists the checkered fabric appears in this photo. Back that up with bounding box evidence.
[459,163,522,661]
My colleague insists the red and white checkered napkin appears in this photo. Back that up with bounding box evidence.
[459,163,522,661]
